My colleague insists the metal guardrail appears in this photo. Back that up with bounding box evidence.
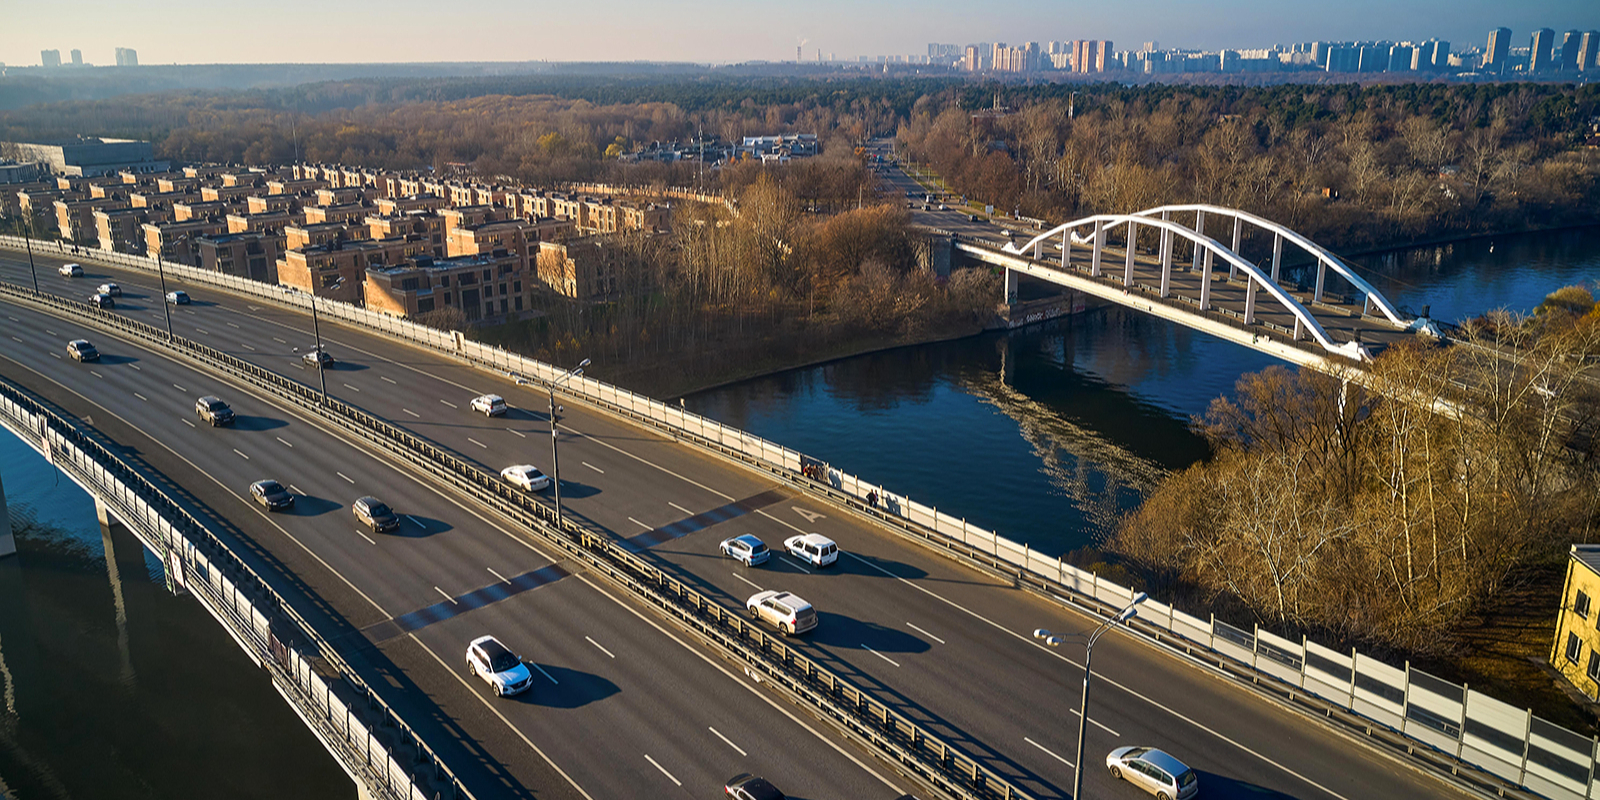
[0,379,461,800]
[3,237,1589,800]
[0,280,1036,800]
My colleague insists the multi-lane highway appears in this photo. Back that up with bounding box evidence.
[0,246,1477,800]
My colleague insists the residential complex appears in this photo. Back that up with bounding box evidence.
[1,145,675,326]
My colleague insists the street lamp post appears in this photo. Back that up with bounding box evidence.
[20,215,39,295]
[288,276,342,404]
[1035,591,1147,800]
[154,234,185,339]
[547,358,590,528]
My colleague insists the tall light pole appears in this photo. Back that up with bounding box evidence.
[17,212,40,295]
[154,233,185,339]
[1035,591,1147,800]
[288,276,342,403]
[547,357,589,528]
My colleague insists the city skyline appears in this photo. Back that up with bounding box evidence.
[4,0,1597,68]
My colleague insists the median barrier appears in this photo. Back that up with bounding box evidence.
[0,237,1584,800]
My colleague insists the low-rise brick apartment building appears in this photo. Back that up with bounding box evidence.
[364,251,526,323]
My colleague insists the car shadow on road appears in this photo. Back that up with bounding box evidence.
[502,407,550,423]
[392,514,452,537]
[232,415,288,431]
[287,494,343,517]
[97,354,140,366]
[553,479,600,499]
[805,613,932,655]
[837,551,928,581]
[1190,771,1298,799]
[329,361,369,372]
[514,663,619,708]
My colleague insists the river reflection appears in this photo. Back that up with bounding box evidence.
[687,225,1600,557]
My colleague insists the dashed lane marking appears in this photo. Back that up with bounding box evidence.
[133,392,147,401]
[467,437,487,448]
[336,471,354,484]
[439,399,458,408]
[506,428,525,438]
[907,622,946,644]
[582,461,604,473]
[233,448,249,460]
[585,636,616,659]
[1024,737,1074,768]
[709,727,747,757]
[642,755,680,787]
[861,644,901,668]
[730,572,763,591]
[276,437,293,447]
[402,408,419,417]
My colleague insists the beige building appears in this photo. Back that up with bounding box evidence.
[197,232,281,283]
[55,198,124,243]
[144,219,229,265]
[366,212,446,256]
[364,252,526,323]
[1553,545,1600,699]
[285,221,370,251]
[200,185,259,203]
[302,203,370,225]
[247,194,297,215]
[277,237,431,305]
[375,195,448,216]
[535,235,643,301]
[95,207,150,253]
[173,200,240,221]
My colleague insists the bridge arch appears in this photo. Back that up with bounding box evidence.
[1001,206,1409,361]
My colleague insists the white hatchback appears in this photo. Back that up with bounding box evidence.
[470,393,507,416]
[465,635,534,697]
[501,464,551,492]
[784,533,839,568]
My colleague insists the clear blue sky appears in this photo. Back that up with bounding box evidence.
[5,0,1598,67]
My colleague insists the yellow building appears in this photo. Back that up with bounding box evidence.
[1552,544,1600,699]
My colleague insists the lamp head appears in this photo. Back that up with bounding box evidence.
[577,358,591,369]
[1116,607,1140,623]
[1033,628,1053,640]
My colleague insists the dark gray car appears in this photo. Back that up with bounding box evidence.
[250,479,294,511]
[353,496,400,532]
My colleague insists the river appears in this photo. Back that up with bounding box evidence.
[685,225,1600,557]
[0,224,1594,798]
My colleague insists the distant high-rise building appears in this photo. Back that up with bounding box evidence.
[1560,30,1582,71]
[1430,40,1451,70]
[1486,27,1512,73]
[1357,43,1389,72]
[114,47,138,67]
[40,49,61,68]
[1142,41,1159,53]
[70,49,82,66]
[1071,40,1111,73]
[1325,45,1359,72]
[1580,31,1600,72]
[1388,45,1415,71]
[1530,28,1557,72]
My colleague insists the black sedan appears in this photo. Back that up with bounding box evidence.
[250,479,295,511]
[725,774,785,800]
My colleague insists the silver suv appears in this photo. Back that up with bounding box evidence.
[746,590,818,636]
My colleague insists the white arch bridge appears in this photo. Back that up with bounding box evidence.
[959,204,1435,370]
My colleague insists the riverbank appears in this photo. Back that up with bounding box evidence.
[1339,220,1600,261]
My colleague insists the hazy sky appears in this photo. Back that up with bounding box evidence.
[6,0,1598,68]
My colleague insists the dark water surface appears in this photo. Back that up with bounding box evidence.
[687,226,1600,557]
[0,430,347,799]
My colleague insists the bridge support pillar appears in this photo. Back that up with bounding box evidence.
[1229,216,1243,280]
[1270,234,1283,283]
[0,471,14,558]
[1192,211,1205,272]
[1090,220,1103,277]
[95,496,123,532]
[1158,226,1172,298]
[1243,276,1257,324]
[1032,238,1042,260]
[1293,317,1305,341]
[1004,267,1018,306]
[1199,248,1213,311]
[1060,229,1070,270]
[1123,222,1136,288]
[1314,259,1327,304]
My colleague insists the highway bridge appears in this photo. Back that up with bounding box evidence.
[0,238,1558,800]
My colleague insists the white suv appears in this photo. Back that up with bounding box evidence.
[784,533,839,568]
[746,591,818,636]
[466,635,534,697]
[470,394,507,416]
[59,263,83,277]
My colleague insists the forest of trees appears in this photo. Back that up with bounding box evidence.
[1110,292,1600,667]
[900,82,1600,250]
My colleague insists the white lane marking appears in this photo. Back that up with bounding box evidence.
[182,418,194,428]
[642,755,680,787]
[226,322,239,328]
[45,329,57,337]
[467,437,487,448]
[242,343,255,351]
[5,317,14,322]
[585,636,616,659]
[406,515,425,530]
[128,364,140,370]
[1024,737,1075,768]
[530,662,559,685]
[355,529,377,545]
[195,328,209,335]
[780,556,814,574]
[708,727,747,756]
[439,399,458,408]
[89,370,103,378]
[233,448,250,460]
[486,566,510,583]
[402,408,420,418]
[276,436,293,447]
[49,353,60,358]
[668,501,694,516]
[171,383,186,392]
[861,644,901,668]
[582,461,604,473]
[1074,707,1121,737]
[336,471,354,484]
[435,586,457,604]
[273,337,287,343]
[907,622,946,644]
[8,336,18,343]
[343,383,360,392]
[134,392,147,401]
[506,427,525,438]
[836,551,1354,800]
[288,485,303,495]
[627,517,653,530]
[730,572,764,591]
[381,376,397,384]
[182,309,195,315]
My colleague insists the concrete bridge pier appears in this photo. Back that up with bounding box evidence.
[1004,266,1019,305]
[0,471,15,558]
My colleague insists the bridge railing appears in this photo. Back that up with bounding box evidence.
[0,237,1579,800]
[0,378,466,800]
